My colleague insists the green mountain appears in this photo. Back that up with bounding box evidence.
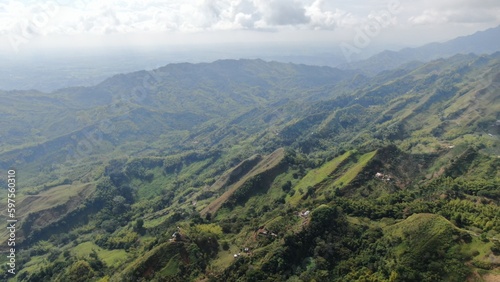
[0,53,499,281]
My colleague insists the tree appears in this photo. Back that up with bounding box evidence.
[67,260,96,282]
[134,218,145,234]
[282,181,292,192]
[491,241,500,255]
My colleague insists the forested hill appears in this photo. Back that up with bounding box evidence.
[0,59,359,186]
[0,52,499,281]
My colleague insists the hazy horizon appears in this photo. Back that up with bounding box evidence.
[1,0,500,91]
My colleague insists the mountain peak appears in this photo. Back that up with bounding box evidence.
[341,25,500,74]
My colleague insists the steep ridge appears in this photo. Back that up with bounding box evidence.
[341,25,500,74]
[2,54,500,281]
[0,60,359,187]
[0,183,95,250]
[206,154,263,193]
[201,148,286,217]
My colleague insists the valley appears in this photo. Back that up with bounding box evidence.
[0,39,500,281]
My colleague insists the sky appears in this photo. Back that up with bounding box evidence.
[1,0,500,57]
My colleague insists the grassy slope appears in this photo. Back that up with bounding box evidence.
[0,183,95,247]
[71,241,129,268]
[288,151,352,206]
[384,213,500,280]
[200,148,285,216]
[335,150,377,188]
[207,154,262,193]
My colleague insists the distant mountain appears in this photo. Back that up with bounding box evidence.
[0,59,360,186]
[342,25,500,74]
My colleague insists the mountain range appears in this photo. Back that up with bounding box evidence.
[0,29,499,281]
[340,25,500,74]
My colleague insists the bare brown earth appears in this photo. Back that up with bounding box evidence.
[483,272,500,282]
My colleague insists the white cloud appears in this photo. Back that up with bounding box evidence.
[407,0,500,25]
[409,10,448,25]
[254,0,309,26]
[0,0,357,35]
[1,0,499,53]
[306,0,344,30]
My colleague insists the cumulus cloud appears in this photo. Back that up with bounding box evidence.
[255,0,309,26]
[408,0,500,25]
[306,0,343,30]
[409,10,448,25]
[1,0,499,44]
[0,0,353,35]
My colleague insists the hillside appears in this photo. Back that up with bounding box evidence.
[0,53,499,281]
[342,25,500,74]
[0,59,358,188]
[201,148,286,217]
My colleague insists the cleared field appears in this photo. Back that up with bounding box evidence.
[288,151,352,206]
[17,183,95,216]
[0,183,95,246]
[334,150,376,187]
[72,241,129,268]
